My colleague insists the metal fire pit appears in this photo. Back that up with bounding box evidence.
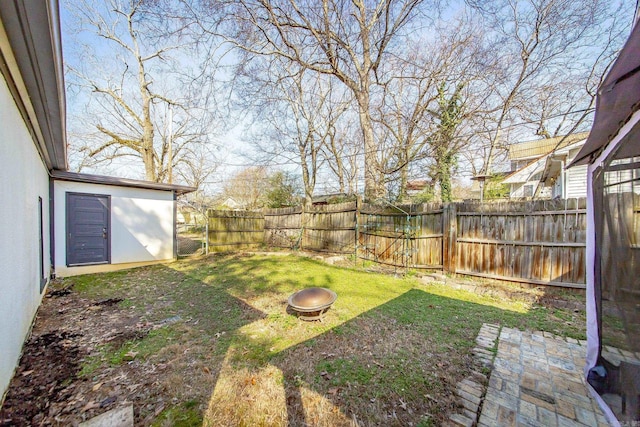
[287,287,337,321]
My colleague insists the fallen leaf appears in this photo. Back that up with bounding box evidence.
[81,401,100,412]
[203,367,211,374]
[128,384,141,392]
[92,382,103,391]
[399,399,407,411]
[100,396,117,408]
[123,351,138,361]
[21,370,34,377]
[154,403,165,416]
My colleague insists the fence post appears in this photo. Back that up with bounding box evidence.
[299,205,306,251]
[354,196,360,261]
[443,202,457,276]
[205,215,209,255]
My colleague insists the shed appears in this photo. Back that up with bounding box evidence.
[52,171,194,277]
[570,11,640,425]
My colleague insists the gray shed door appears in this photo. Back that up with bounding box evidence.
[66,193,110,266]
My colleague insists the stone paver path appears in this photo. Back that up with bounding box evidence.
[478,327,609,427]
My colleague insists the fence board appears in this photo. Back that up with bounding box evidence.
[453,199,587,287]
[208,210,264,251]
[207,198,588,288]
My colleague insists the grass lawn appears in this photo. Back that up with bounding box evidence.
[18,253,593,426]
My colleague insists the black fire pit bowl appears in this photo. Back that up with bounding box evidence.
[287,287,337,321]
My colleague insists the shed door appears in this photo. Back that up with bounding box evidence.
[66,193,110,266]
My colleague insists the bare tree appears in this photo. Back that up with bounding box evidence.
[222,0,434,200]
[219,166,299,209]
[64,0,222,184]
[466,0,631,181]
[237,56,350,207]
[374,16,488,201]
[320,113,361,195]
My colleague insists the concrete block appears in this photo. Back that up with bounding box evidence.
[79,405,134,427]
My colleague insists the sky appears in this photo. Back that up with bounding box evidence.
[58,0,635,198]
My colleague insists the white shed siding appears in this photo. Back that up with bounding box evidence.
[53,181,175,277]
[0,74,51,398]
[566,165,588,198]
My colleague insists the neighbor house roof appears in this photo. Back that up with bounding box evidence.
[51,171,196,196]
[0,0,67,170]
[503,139,586,185]
[406,180,428,191]
[509,132,589,160]
[502,157,546,184]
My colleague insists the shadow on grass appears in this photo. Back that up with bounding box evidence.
[266,288,511,426]
[158,253,585,426]
[64,253,586,426]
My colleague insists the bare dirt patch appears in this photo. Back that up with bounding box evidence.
[0,280,187,426]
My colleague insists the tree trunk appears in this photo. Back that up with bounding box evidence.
[355,92,383,201]
[142,117,156,181]
[398,166,409,202]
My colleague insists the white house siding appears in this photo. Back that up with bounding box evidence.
[509,182,551,199]
[53,181,176,277]
[0,74,51,398]
[566,164,588,198]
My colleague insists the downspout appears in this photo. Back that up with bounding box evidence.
[560,159,566,199]
[173,191,178,260]
[48,176,55,279]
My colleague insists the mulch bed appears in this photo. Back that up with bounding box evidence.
[0,283,165,426]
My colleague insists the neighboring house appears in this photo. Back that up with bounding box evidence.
[220,197,241,210]
[502,132,589,199]
[0,1,193,400]
[406,180,428,196]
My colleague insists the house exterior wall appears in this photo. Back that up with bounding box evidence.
[53,181,176,277]
[0,74,51,399]
[509,181,551,199]
[566,164,588,198]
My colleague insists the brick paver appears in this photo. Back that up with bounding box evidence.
[478,327,610,427]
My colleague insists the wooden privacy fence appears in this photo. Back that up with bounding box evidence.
[207,210,264,251]
[207,198,587,288]
[265,202,357,252]
[454,199,587,288]
[358,202,444,270]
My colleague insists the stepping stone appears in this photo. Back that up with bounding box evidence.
[79,405,134,427]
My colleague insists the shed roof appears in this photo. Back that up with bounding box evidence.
[51,171,196,196]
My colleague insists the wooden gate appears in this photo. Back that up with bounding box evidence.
[358,203,444,270]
